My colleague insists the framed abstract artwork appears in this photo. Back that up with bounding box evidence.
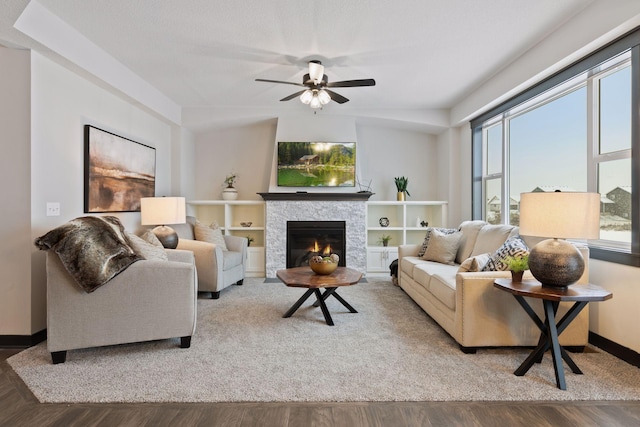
[84,125,156,213]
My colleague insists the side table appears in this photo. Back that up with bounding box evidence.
[494,278,612,390]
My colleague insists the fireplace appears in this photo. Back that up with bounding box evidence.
[286,221,346,268]
[261,195,369,278]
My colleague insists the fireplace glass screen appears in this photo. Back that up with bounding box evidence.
[286,221,346,268]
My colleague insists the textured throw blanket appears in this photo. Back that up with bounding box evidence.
[35,216,142,293]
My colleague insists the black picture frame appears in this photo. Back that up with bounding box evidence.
[84,125,156,213]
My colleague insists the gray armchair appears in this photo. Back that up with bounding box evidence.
[46,249,197,364]
[173,216,248,299]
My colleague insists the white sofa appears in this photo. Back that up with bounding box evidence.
[398,220,589,353]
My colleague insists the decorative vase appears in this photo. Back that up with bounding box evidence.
[222,186,238,200]
[511,270,524,283]
[397,192,405,201]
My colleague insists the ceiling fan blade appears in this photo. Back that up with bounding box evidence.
[326,79,376,88]
[255,78,305,87]
[324,89,349,104]
[280,90,307,102]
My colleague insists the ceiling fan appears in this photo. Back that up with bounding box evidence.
[255,60,376,108]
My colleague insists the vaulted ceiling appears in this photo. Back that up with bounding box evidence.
[1,0,597,132]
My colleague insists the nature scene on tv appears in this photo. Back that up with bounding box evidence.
[277,142,356,187]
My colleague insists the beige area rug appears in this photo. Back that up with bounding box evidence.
[8,278,640,403]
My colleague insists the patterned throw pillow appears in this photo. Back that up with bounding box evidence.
[481,236,529,272]
[127,233,168,261]
[194,220,228,251]
[417,227,459,257]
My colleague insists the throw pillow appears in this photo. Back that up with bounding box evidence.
[417,227,459,257]
[140,230,164,247]
[422,229,463,265]
[127,233,168,261]
[455,220,487,264]
[470,224,517,257]
[457,253,491,273]
[481,236,529,272]
[194,220,228,251]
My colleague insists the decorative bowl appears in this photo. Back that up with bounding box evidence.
[309,254,339,275]
[240,222,252,227]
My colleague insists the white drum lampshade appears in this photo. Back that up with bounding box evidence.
[140,197,186,249]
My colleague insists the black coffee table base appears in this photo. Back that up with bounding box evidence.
[283,287,357,326]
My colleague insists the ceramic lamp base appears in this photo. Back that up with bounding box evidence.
[529,238,584,287]
[152,225,179,249]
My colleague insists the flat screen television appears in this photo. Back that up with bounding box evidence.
[277,141,356,187]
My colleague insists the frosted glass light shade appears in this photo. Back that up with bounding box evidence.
[140,197,186,226]
[300,89,313,104]
[309,93,322,109]
[318,89,331,105]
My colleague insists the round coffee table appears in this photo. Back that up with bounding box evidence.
[276,266,363,326]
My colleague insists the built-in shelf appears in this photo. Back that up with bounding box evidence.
[187,200,265,277]
[365,201,448,273]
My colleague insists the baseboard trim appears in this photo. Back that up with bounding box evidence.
[0,329,47,349]
[590,331,640,368]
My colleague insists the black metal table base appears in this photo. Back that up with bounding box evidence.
[283,287,357,326]
[513,295,588,390]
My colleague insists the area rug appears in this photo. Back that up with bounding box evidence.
[8,278,640,403]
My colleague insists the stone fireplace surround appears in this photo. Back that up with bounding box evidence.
[260,193,370,278]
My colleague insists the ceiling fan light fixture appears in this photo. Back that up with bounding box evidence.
[309,93,322,109]
[300,89,313,104]
[318,89,331,105]
[308,60,324,83]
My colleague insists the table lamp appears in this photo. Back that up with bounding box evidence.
[140,196,186,249]
[519,191,600,287]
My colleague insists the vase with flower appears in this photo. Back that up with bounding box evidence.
[222,173,238,200]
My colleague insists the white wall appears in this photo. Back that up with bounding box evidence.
[21,51,177,335]
[194,119,277,202]
[451,0,640,125]
[0,48,32,336]
[437,125,471,227]
[355,122,437,202]
[193,115,438,204]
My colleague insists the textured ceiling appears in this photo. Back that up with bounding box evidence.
[1,0,594,131]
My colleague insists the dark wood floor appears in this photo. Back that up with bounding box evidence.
[2,349,640,427]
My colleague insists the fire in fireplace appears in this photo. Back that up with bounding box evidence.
[286,221,346,268]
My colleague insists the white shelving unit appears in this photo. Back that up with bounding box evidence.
[365,201,448,273]
[187,200,265,277]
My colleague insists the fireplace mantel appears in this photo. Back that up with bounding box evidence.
[258,192,374,201]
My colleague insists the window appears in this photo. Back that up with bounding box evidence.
[471,28,640,266]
